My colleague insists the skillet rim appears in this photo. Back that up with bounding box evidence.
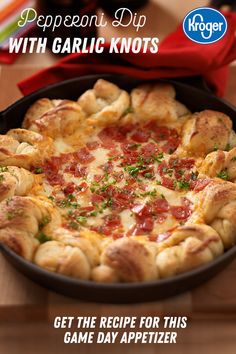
[1,73,236,301]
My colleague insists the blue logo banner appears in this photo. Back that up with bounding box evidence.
[183,7,227,44]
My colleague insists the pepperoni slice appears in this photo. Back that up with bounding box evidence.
[144,120,157,131]
[44,157,60,173]
[161,176,175,190]
[121,143,139,164]
[158,161,168,176]
[140,166,155,178]
[152,198,169,213]
[179,158,195,169]
[64,182,75,195]
[107,149,120,158]
[193,178,211,192]
[112,171,124,182]
[130,129,150,143]
[141,143,159,158]
[93,214,121,236]
[153,126,170,141]
[170,206,191,220]
[131,217,154,235]
[119,123,137,135]
[46,173,64,186]
[132,203,152,217]
[75,166,87,178]
[101,161,113,173]
[162,136,180,154]
[169,157,195,169]
[98,126,126,143]
[74,147,95,164]
[86,141,100,150]
[91,193,105,205]
[111,188,134,211]
[103,214,121,228]
[79,206,95,215]
[43,159,64,186]
[94,174,103,183]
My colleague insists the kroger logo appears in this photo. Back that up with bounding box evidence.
[183,7,227,44]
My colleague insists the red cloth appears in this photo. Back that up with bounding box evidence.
[18,11,236,97]
[0,50,19,64]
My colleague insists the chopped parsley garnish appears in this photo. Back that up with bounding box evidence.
[123,106,134,115]
[178,180,190,190]
[76,216,87,226]
[34,167,43,174]
[128,143,141,149]
[124,166,140,177]
[39,215,51,229]
[0,166,8,173]
[36,232,52,244]
[101,198,113,210]
[6,209,24,220]
[0,175,4,183]
[153,152,164,163]
[217,169,229,180]
[144,173,154,179]
[89,211,98,217]
[162,167,173,177]
[7,212,14,220]
[104,173,109,181]
[225,143,231,151]
[69,221,79,230]
[178,169,185,176]
[99,185,110,192]
[57,194,80,209]
[213,144,218,151]
[140,189,157,197]
[231,156,236,162]
[6,198,12,206]
[190,171,198,180]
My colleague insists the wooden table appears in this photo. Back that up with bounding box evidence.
[0,1,236,353]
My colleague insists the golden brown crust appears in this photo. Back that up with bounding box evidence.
[0,129,54,169]
[199,182,236,248]
[156,224,223,278]
[0,196,59,260]
[200,147,236,182]
[131,83,189,123]
[25,101,86,139]
[180,110,234,157]
[0,166,34,202]
[34,240,91,279]
[101,238,158,282]
[78,79,130,126]
[23,98,58,129]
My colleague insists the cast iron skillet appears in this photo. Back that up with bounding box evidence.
[0,74,236,303]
